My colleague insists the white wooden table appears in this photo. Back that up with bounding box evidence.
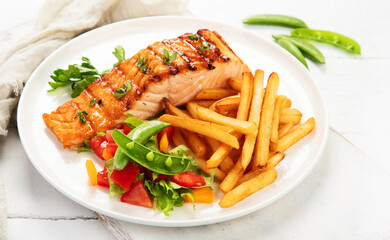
[1,0,389,239]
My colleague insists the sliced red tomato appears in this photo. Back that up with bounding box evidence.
[97,167,109,188]
[157,126,175,144]
[171,171,206,188]
[89,136,108,160]
[106,129,126,143]
[110,163,140,191]
[120,180,153,208]
[122,123,132,135]
[105,142,118,156]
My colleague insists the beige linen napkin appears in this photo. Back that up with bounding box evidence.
[0,0,187,238]
[0,0,187,136]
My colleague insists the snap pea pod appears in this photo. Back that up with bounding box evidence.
[114,120,170,170]
[242,14,308,28]
[276,38,308,69]
[273,34,325,64]
[291,28,360,54]
[112,130,190,175]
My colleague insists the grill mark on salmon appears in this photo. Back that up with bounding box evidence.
[43,29,250,149]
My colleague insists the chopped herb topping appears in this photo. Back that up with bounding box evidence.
[113,81,131,98]
[137,54,149,70]
[188,35,200,41]
[198,41,211,52]
[162,49,177,66]
[89,98,97,106]
[74,111,88,124]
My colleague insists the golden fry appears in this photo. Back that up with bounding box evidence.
[280,113,302,125]
[159,114,240,149]
[196,88,238,100]
[186,101,200,119]
[236,72,253,121]
[237,152,285,185]
[163,98,192,118]
[278,122,295,138]
[219,157,245,193]
[270,95,287,144]
[241,69,264,169]
[197,106,257,134]
[228,77,242,92]
[276,118,316,152]
[190,100,215,108]
[252,72,280,169]
[214,95,240,113]
[219,168,277,208]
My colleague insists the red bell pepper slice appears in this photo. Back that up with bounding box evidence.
[157,126,175,144]
[171,170,206,188]
[105,142,118,156]
[97,167,109,188]
[110,163,140,191]
[120,180,153,208]
[122,123,132,135]
[89,136,108,160]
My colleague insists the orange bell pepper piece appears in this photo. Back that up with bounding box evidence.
[102,148,114,160]
[185,187,214,203]
[159,132,169,153]
[85,160,97,186]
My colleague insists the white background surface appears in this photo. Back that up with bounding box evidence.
[1,0,389,239]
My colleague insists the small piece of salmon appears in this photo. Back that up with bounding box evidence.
[42,29,250,149]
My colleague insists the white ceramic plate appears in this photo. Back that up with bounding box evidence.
[17,16,328,227]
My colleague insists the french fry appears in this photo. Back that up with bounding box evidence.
[159,114,240,149]
[186,102,200,119]
[280,113,302,125]
[205,137,235,172]
[270,95,287,144]
[219,168,277,208]
[252,72,280,169]
[197,106,256,134]
[163,99,207,158]
[281,108,302,116]
[196,88,238,100]
[282,97,292,108]
[190,100,215,108]
[172,128,225,181]
[237,152,285,185]
[236,72,253,121]
[241,69,264,169]
[228,77,242,92]
[276,118,315,152]
[214,95,240,113]
[219,157,245,193]
[278,122,294,138]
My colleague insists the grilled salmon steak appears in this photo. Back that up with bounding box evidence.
[43,29,250,149]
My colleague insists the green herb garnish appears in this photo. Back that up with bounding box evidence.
[137,54,149,70]
[113,81,131,98]
[162,49,177,66]
[74,110,88,124]
[198,41,211,52]
[188,35,200,41]
[48,46,126,98]
[112,45,126,67]
[89,98,97,106]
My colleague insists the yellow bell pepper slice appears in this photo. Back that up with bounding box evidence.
[159,132,169,153]
[85,160,97,186]
[185,187,214,203]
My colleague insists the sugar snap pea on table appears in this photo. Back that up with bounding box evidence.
[242,14,308,28]
[276,38,308,68]
[291,28,361,54]
[272,34,325,64]
[112,130,191,175]
[114,120,170,170]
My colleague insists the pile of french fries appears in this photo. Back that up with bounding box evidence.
[159,69,315,208]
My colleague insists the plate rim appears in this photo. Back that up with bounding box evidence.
[17,15,329,227]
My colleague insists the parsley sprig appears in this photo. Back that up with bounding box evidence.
[188,35,200,41]
[113,81,131,98]
[198,41,211,52]
[48,46,126,98]
[74,110,88,124]
[89,98,97,106]
[162,49,177,66]
[137,54,149,70]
